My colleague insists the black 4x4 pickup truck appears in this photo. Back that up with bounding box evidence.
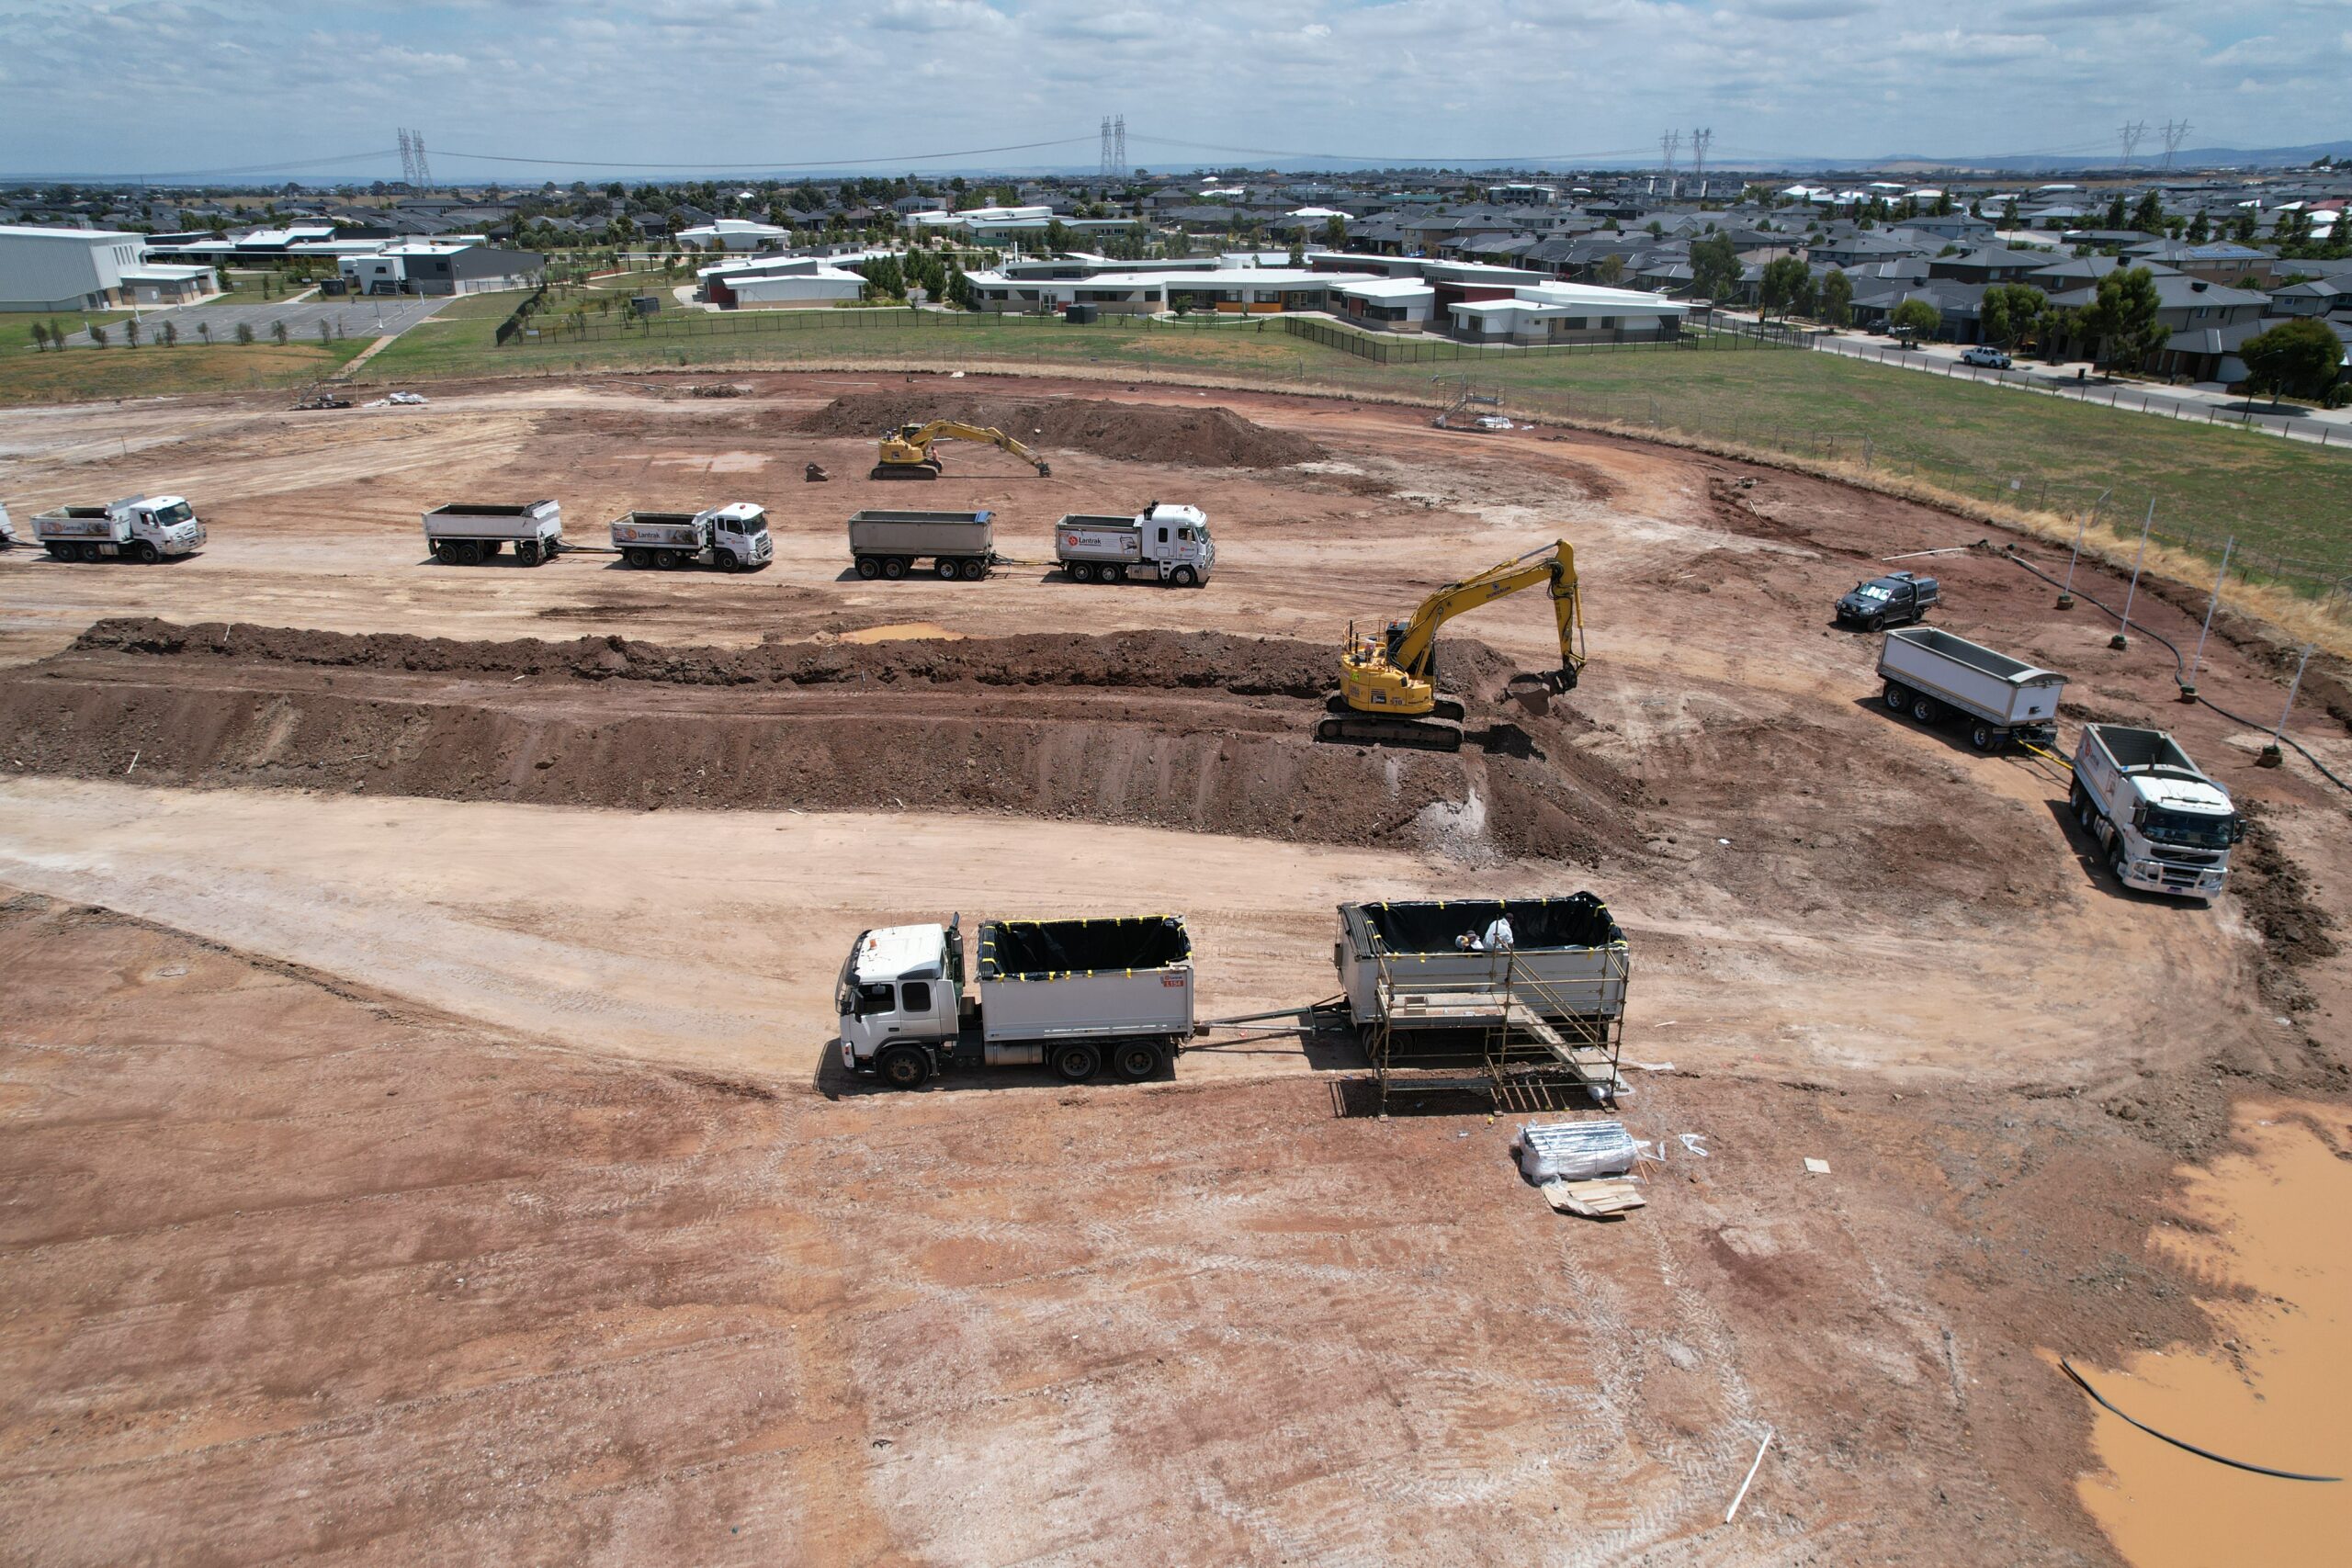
[1836,570,1939,631]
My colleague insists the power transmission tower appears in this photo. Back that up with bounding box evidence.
[1690,127,1712,197]
[1114,115,1126,177]
[1100,116,1115,180]
[2119,119,2146,166]
[410,131,434,191]
[1659,130,1679,197]
[2161,119,2190,171]
[397,129,416,186]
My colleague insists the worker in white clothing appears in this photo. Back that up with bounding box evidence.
[1457,913,1515,952]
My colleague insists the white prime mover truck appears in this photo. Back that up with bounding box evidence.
[609,504,773,571]
[1876,626,2065,751]
[2068,724,2242,903]
[837,914,1193,1088]
[1055,502,1215,586]
[31,495,207,562]
[423,501,563,567]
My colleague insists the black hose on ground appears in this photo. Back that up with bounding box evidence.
[2059,1359,2341,1483]
[1999,547,2350,795]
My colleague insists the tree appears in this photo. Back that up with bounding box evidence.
[2187,211,2211,243]
[271,320,288,344]
[2238,317,2345,407]
[1286,239,1305,267]
[1818,267,1853,327]
[1758,255,1814,320]
[232,321,253,344]
[2231,210,2257,243]
[1980,283,2047,350]
[1595,254,1626,286]
[1890,297,1942,338]
[1320,214,1347,249]
[1044,218,1071,254]
[198,321,212,344]
[87,322,107,346]
[2104,192,2129,231]
[2130,191,2165,234]
[160,321,177,347]
[2078,265,2163,373]
[28,321,48,351]
[1690,232,1740,301]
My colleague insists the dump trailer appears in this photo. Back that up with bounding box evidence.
[837,914,1193,1089]
[1876,626,2064,750]
[31,494,207,562]
[1055,502,1216,586]
[609,504,773,571]
[847,509,994,581]
[424,501,562,566]
[2069,724,2242,903]
[1336,895,1630,1107]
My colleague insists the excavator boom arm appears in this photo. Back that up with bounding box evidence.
[1387,541,1583,678]
[891,421,1051,474]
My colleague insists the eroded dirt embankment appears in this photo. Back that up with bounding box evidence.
[796,390,1326,469]
[3,619,1640,862]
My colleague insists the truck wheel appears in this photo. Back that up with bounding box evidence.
[46,543,73,560]
[134,540,160,564]
[1051,1042,1101,1083]
[1969,723,1994,751]
[934,557,959,580]
[2107,840,2129,886]
[1910,695,1939,724]
[716,549,741,572]
[855,556,880,580]
[78,542,104,563]
[456,541,483,567]
[1866,614,1885,633]
[876,1045,931,1090]
[1883,682,1908,711]
[479,540,502,558]
[1102,562,1125,584]
[1111,1040,1161,1082]
[2069,781,2090,826]
[1171,566,1197,587]
[1068,560,1094,583]
[626,547,650,569]
[959,558,986,581]
[515,540,540,567]
[882,557,906,580]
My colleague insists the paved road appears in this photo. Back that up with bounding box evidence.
[61,295,447,348]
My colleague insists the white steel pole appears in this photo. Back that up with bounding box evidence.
[2061,488,2105,608]
[2258,644,2313,768]
[2110,499,2154,650]
[2181,536,2233,700]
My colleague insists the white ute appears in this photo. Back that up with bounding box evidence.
[2068,724,2243,903]
[837,914,1193,1089]
[31,494,207,563]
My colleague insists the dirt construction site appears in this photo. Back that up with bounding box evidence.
[1,370,2346,1564]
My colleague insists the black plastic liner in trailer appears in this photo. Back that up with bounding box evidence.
[1354,894,1622,954]
[978,916,1191,979]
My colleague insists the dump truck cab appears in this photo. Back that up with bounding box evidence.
[2070,724,2243,903]
[837,923,964,1083]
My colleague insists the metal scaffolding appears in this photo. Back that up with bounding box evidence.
[1364,943,1627,1114]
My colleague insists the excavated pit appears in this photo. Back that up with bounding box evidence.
[796,391,1326,469]
[3,619,1641,862]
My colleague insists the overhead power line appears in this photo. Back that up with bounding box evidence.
[425,136,1099,172]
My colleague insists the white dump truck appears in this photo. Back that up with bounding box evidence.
[0,502,15,548]
[31,494,207,562]
[1055,502,1216,586]
[1876,626,2065,750]
[2068,724,2242,903]
[837,914,1193,1088]
[847,509,995,581]
[609,504,773,571]
[423,501,563,567]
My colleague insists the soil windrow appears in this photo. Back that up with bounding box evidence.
[795,391,1326,469]
[4,619,1641,861]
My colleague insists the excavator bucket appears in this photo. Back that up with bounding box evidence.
[1503,668,1577,715]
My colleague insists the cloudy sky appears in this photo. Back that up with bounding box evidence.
[3,0,2346,178]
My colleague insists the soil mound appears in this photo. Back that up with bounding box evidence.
[797,391,1323,470]
[20,620,1641,863]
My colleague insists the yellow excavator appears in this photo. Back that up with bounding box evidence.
[871,420,1052,480]
[1317,540,1585,751]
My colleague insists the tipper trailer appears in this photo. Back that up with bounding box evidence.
[1876,626,2065,750]
[838,915,1193,1088]
[848,509,995,581]
[424,501,563,566]
[2069,724,2243,902]
[31,494,207,562]
[609,504,773,571]
[1056,503,1216,586]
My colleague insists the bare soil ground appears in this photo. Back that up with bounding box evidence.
[0,370,2346,1563]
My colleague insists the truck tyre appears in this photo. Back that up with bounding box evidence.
[1910,694,1939,725]
[1111,1040,1161,1082]
[1068,560,1094,582]
[959,558,986,581]
[134,540,160,564]
[1866,613,1884,632]
[2069,781,2090,826]
[1102,562,1125,584]
[1970,723,1994,751]
[626,547,650,569]
[2107,840,2129,886]
[456,541,483,567]
[934,557,958,580]
[433,541,458,565]
[1883,682,1908,711]
[516,540,540,567]
[1171,566,1197,587]
[716,549,741,572]
[855,556,880,580]
[479,540,502,558]
[78,541,104,562]
[876,1045,931,1090]
[47,543,73,560]
[882,557,906,580]
[1051,1042,1101,1083]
